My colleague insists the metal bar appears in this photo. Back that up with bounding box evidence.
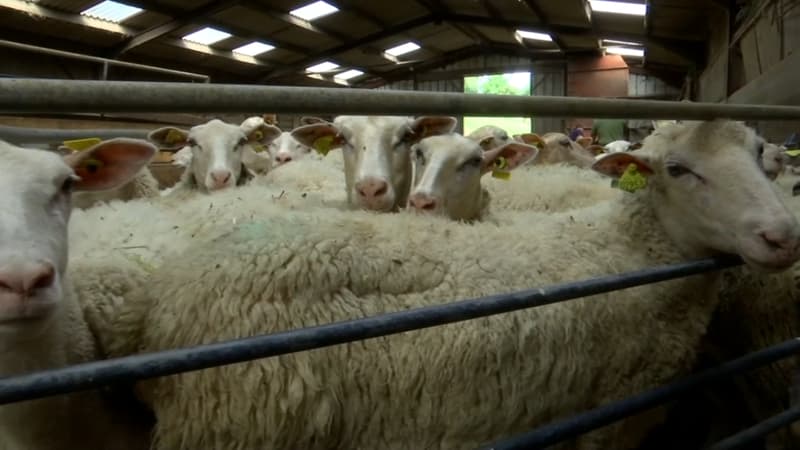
[481,338,800,450]
[2,79,800,119]
[0,124,151,145]
[706,406,800,450]
[0,40,209,82]
[0,256,741,405]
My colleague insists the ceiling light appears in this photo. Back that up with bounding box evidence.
[290,1,338,21]
[384,41,421,57]
[603,38,642,46]
[233,41,275,56]
[306,61,340,72]
[80,1,142,23]
[515,30,553,42]
[605,46,644,57]
[334,69,365,81]
[182,27,232,45]
[589,0,647,16]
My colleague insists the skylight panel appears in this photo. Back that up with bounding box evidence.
[515,30,553,42]
[290,1,338,21]
[182,27,232,46]
[80,1,142,23]
[334,69,364,81]
[589,0,647,16]
[603,38,642,46]
[233,41,275,56]
[306,61,340,72]
[384,42,420,57]
[605,46,644,57]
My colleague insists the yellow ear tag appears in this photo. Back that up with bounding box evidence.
[785,149,800,157]
[617,163,648,193]
[164,129,186,145]
[81,158,104,174]
[251,143,266,153]
[491,156,511,180]
[62,137,102,152]
[313,135,335,156]
[252,130,264,141]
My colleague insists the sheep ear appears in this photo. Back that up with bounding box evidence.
[409,116,458,143]
[516,133,545,150]
[291,123,346,155]
[65,138,156,192]
[481,142,539,175]
[300,116,328,125]
[592,152,654,179]
[247,123,282,145]
[148,127,189,151]
[586,144,606,156]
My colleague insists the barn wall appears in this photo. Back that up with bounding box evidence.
[566,55,628,133]
[697,4,729,102]
[628,73,680,98]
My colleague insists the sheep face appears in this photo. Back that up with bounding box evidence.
[268,132,314,167]
[467,125,511,151]
[593,120,800,272]
[0,139,154,332]
[518,132,596,168]
[292,115,457,212]
[760,142,787,181]
[409,134,538,221]
[149,119,281,192]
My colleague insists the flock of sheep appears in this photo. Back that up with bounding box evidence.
[3,112,800,450]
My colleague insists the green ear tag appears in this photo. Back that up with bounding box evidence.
[252,130,264,141]
[491,156,511,180]
[165,129,185,145]
[252,143,266,153]
[313,135,335,156]
[62,137,102,152]
[617,163,647,193]
[785,149,800,157]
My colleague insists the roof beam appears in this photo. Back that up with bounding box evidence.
[239,0,350,43]
[256,15,435,82]
[118,0,313,57]
[412,0,491,45]
[519,0,570,50]
[111,0,244,57]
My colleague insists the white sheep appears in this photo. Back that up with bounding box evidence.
[0,138,156,450]
[466,124,512,150]
[147,118,282,193]
[407,133,539,221]
[515,132,597,168]
[761,142,788,181]
[291,115,457,212]
[100,120,800,450]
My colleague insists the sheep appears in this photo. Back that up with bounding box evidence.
[602,139,644,154]
[147,118,282,193]
[515,131,597,168]
[268,131,319,167]
[406,133,538,221]
[291,115,457,212]
[0,138,156,450]
[761,142,788,181]
[466,124,512,150]
[99,120,800,450]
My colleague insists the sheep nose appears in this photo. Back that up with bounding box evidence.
[0,262,55,295]
[355,178,389,200]
[210,170,232,187]
[409,194,437,211]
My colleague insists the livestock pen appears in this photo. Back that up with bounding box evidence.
[2,78,800,449]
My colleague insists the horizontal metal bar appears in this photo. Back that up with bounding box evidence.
[0,256,741,405]
[0,40,210,82]
[706,406,800,450]
[481,337,800,450]
[0,124,152,145]
[1,79,800,120]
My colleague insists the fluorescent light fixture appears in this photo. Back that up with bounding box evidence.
[306,61,340,72]
[589,0,647,16]
[603,38,642,46]
[80,1,142,23]
[515,30,553,42]
[233,41,275,56]
[384,42,420,57]
[605,46,644,57]
[334,69,365,81]
[290,1,338,21]
[182,27,232,45]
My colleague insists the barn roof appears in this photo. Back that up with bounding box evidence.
[0,0,712,87]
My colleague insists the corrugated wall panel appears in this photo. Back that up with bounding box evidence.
[628,73,680,98]
[532,63,566,133]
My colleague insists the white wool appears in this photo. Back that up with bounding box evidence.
[88,120,800,450]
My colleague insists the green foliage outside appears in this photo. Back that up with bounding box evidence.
[463,72,533,137]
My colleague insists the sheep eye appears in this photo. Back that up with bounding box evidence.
[467,157,483,168]
[666,163,691,177]
[560,139,570,146]
[415,148,425,162]
[187,139,198,147]
[757,143,764,158]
